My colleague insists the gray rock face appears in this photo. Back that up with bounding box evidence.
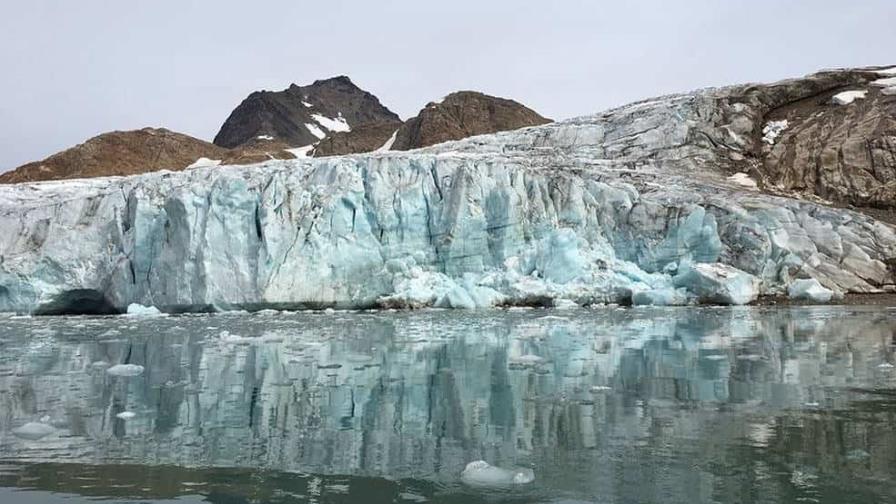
[1,68,896,314]
[213,76,399,149]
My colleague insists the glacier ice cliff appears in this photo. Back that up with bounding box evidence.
[1,69,896,313]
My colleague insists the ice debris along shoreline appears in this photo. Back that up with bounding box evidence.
[1,69,895,314]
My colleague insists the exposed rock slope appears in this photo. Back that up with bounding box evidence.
[312,120,403,157]
[698,66,896,210]
[313,91,550,157]
[1,67,895,314]
[0,128,229,184]
[213,76,399,149]
[390,91,551,151]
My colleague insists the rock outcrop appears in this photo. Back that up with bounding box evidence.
[213,76,399,149]
[390,91,551,151]
[0,128,229,184]
[698,66,896,211]
[312,120,403,157]
[1,67,895,314]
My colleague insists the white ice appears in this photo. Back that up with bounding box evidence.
[305,123,326,139]
[460,460,535,487]
[831,90,868,105]
[186,158,222,169]
[376,130,398,152]
[106,364,145,377]
[762,120,789,145]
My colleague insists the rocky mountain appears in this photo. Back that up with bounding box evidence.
[313,91,551,157]
[213,76,399,149]
[0,128,229,184]
[0,129,307,184]
[391,91,551,150]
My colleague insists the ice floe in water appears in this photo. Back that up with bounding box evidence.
[116,411,137,420]
[106,364,145,377]
[126,303,163,317]
[460,460,535,487]
[788,279,834,303]
[11,422,56,440]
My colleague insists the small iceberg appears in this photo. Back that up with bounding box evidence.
[12,422,56,440]
[460,460,535,487]
[125,303,164,317]
[787,279,834,303]
[106,364,145,377]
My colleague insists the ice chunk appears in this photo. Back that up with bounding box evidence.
[126,303,163,316]
[116,411,137,420]
[673,263,758,305]
[831,90,868,105]
[12,422,55,440]
[787,279,834,303]
[106,364,145,377]
[460,460,535,487]
[762,120,788,145]
[536,229,583,284]
[632,288,689,306]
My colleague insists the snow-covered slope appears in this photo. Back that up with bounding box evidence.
[1,70,895,314]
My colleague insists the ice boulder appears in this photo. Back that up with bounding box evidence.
[673,263,758,305]
[787,279,834,303]
[460,460,535,487]
[632,288,690,306]
[11,422,56,440]
[126,303,163,316]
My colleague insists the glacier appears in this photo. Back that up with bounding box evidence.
[1,77,895,314]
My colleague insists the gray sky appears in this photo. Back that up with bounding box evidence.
[2,0,894,170]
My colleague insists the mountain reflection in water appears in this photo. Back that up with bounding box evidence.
[0,306,895,504]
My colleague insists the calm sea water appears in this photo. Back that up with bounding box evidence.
[0,306,894,504]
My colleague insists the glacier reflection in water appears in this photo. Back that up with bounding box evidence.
[0,306,895,504]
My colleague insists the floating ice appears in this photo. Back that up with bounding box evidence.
[673,263,758,305]
[116,411,136,420]
[787,279,834,303]
[632,288,689,306]
[106,364,145,377]
[460,460,535,487]
[126,303,163,316]
[11,422,55,440]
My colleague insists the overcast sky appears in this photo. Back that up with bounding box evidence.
[1,0,894,170]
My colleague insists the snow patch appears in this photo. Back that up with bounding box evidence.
[311,113,351,133]
[186,157,222,169]
[376,130,398,152]
[305,123,326,139]
[285,145,315,158]
[875,67,896,76]
[256,135,274,141]
[762,120,789,145]
[831,90,868,106]
[301,101,313,108]
[727,172,758,189]
[872,76,896,88]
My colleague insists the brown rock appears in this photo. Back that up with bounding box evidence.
[390,91,551,151]
[0,128,229,183]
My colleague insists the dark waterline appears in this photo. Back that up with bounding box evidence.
[0,306,895,503]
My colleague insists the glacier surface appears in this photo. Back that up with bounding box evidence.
[1,84,895,313]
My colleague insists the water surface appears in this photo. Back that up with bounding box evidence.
[1,306,895,503]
